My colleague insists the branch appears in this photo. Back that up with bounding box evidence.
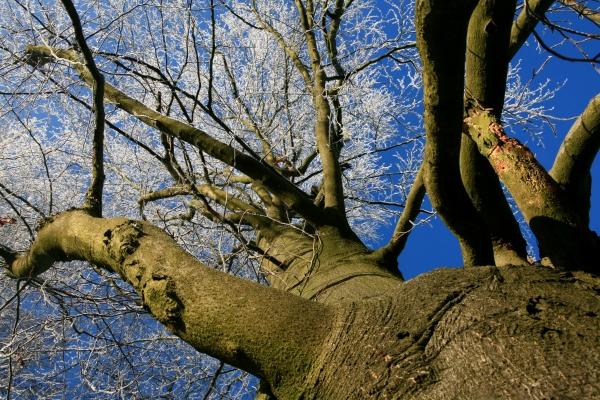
[508,0,555,58]
[416,0,494,266]
[139,183,265,224]
[60,0,105,217]
[1,210,333,397]
[550,93,600,226]
[374,165,426,270]
[532,29,600,63]
[463,0,530,266]
[25,46,338,229]
[464,110,598,270]
[559,0,600,24]
[294,0,348,218]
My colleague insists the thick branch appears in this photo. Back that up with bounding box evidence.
[550,93,600,226]
[60,0,105,217]
[256,224,401,302]
[25,46,338,228]
[463,0,529,266]
[465,110,598,270]
[508,0,555,58]
[416,0,494,266]
[2,211,332,398]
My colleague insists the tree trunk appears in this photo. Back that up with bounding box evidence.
[4,211,598,399]
[302,265,599,399]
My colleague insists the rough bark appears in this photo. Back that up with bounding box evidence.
[4,218,598,399]
[2,211,333,399]
[307,265,600,399]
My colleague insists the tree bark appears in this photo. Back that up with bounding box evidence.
[305,265,600,399]
[416,0,494,266]
[463,0,530,266]
[550,93,600,227]
[2,210,333,399]
[464,110,599,270]
[2,211,598,399]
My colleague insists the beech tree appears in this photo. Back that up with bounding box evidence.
[0,0,598,398]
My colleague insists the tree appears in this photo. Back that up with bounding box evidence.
[0,0,598,398]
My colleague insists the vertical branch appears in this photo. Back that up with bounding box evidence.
[207,0,217,110]
[295,0,348,220]
[550,93,600,226]
[463,0,529,266]
[60,0,105,217]
[416,0,494,266]
[322,0,347,159]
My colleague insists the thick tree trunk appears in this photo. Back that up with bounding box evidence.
[3,211,598,399]
[304,265,599,399]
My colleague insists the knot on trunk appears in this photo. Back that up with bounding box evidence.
[103,220,144,262]
[142,273,185,332]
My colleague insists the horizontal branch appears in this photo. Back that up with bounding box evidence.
[139,184,262,215]
[1,210,333,398]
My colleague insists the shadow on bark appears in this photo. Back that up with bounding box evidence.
[529,216,599,272]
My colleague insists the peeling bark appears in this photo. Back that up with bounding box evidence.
[465,110,599,270]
